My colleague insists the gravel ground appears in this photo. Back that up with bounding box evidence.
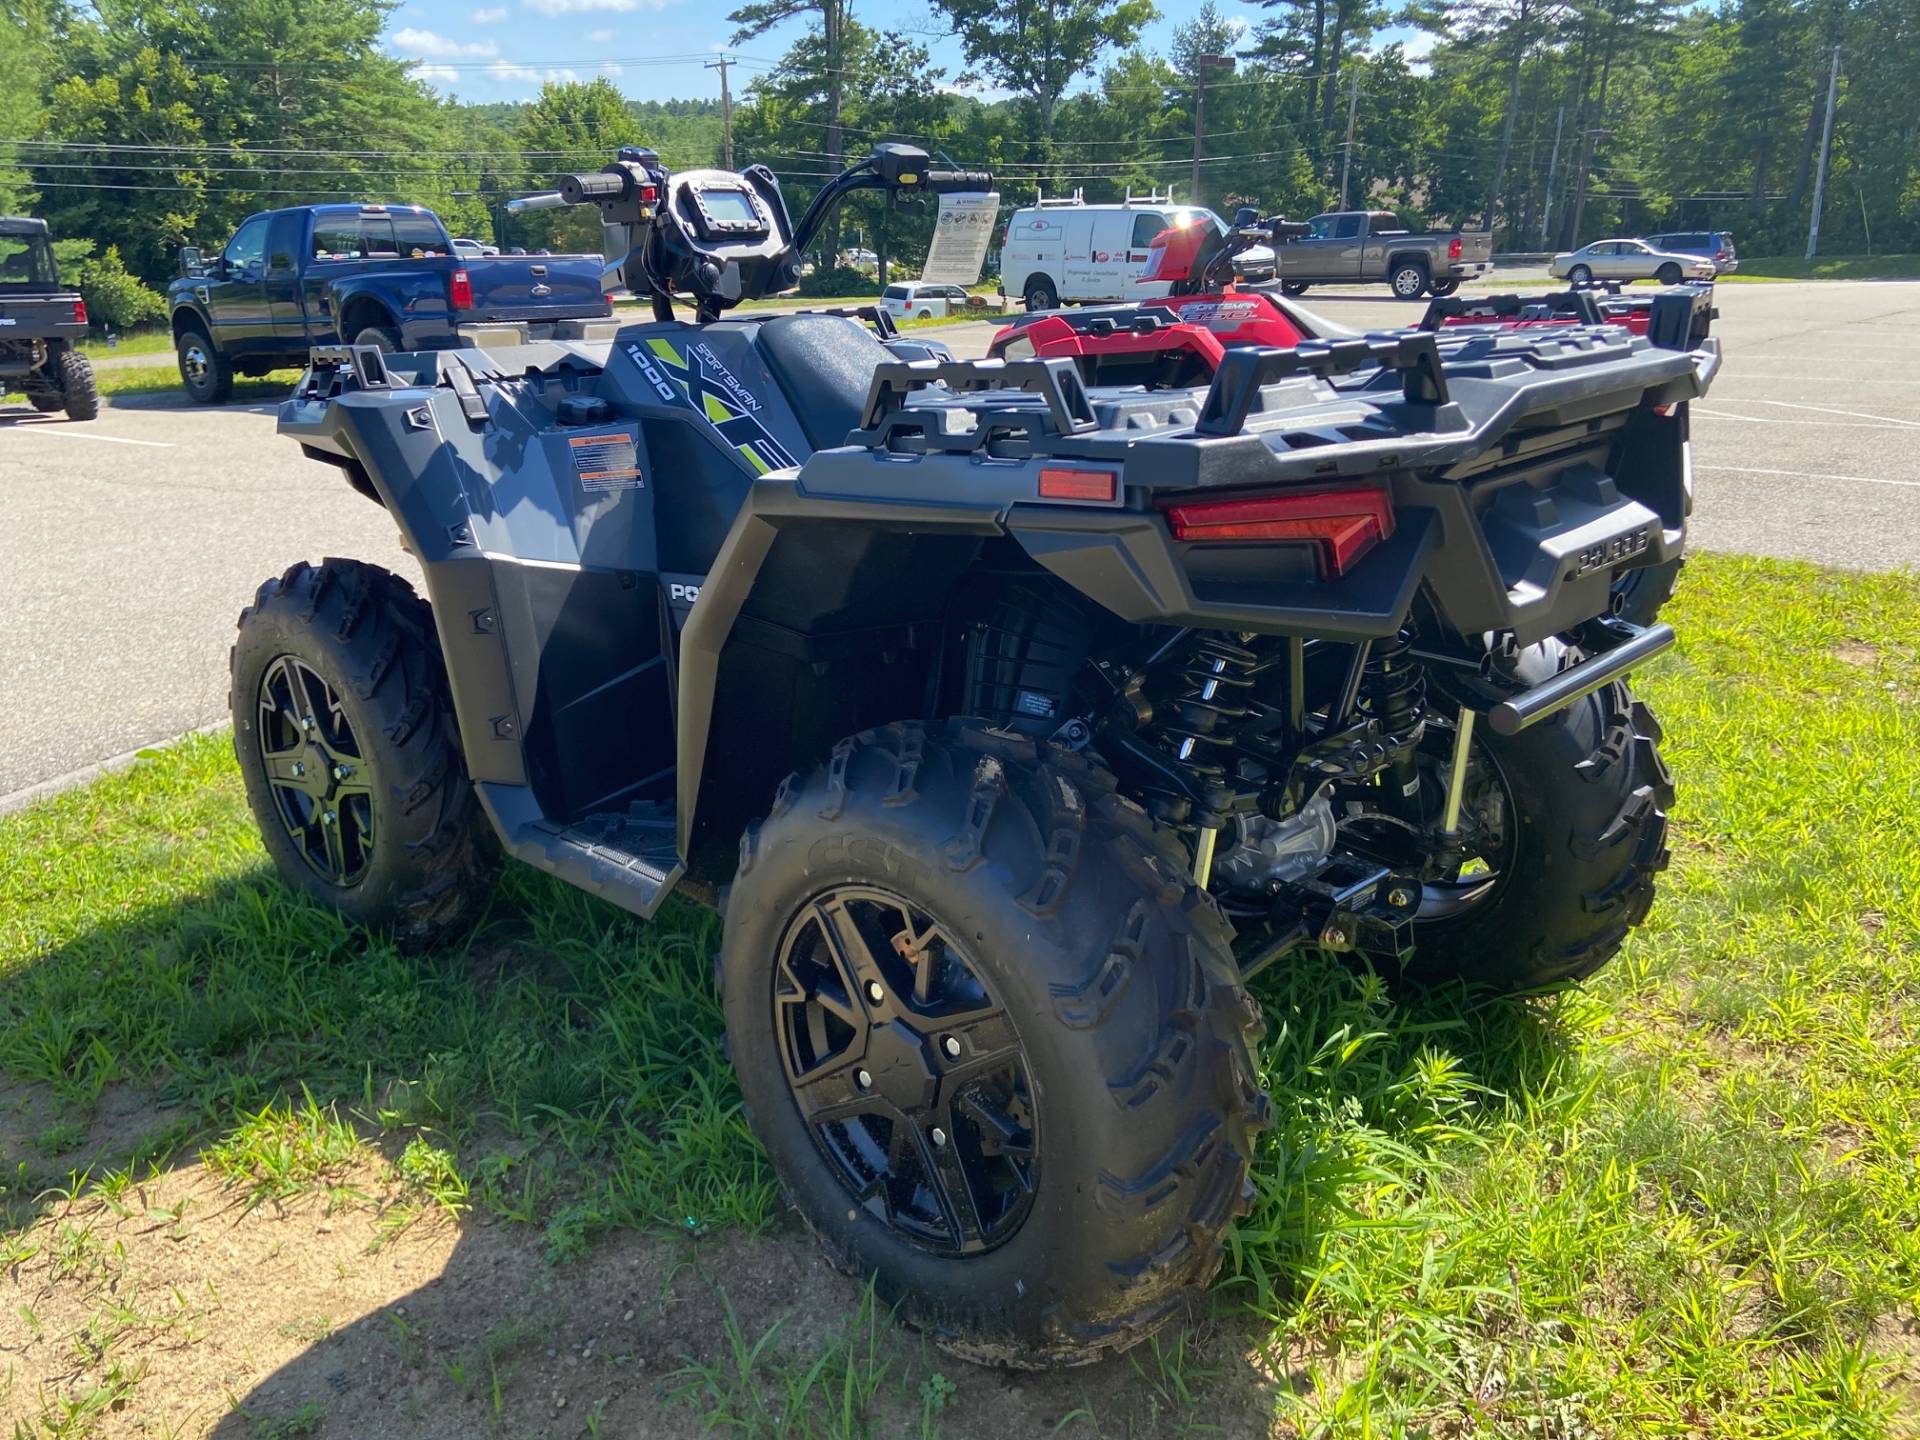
[3,278,1915,804]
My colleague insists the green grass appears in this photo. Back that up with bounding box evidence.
[1,552,1916,1435]
[85,363,303,402]
[1725,254,1920,281]
[80,330,176,360]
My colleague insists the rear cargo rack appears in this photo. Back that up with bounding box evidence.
[1196,333,1450,437]
[859,355,1099,436]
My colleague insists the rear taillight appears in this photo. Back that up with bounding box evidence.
[639,184,658,204]
[449,268,474,310]
[1448,236,1463,260]
[72,298,88,325]
[1164,486,1394,577]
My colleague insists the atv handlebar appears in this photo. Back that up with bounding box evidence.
[558,170,631,203]
[924,169,994,193]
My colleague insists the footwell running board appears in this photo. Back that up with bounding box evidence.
[477,783,682,919]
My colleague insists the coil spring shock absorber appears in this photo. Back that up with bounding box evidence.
[1359,629,1426,801]
[1152,634,1259,885]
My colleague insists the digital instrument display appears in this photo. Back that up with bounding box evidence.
[700,188,760,226]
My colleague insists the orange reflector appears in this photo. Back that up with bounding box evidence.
[1038,466,1118,502]
[1164,486,1394,577]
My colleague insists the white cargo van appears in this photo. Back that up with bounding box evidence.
[1001,194,1223,311]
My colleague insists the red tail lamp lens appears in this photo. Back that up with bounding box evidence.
[449,268,474,310]
[1038,466,1118,502]
[1164,487,1394,577]
[1448,236,1463,260]
[72,298,89,325]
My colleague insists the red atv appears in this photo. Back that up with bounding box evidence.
[988,212,1715,625]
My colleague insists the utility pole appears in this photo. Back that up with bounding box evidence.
[705,55,735,170]
[1190,54,1235,206]
[1806,43,1840,260]
[1540,105,1564,247]
[1566,126,1607,249]
[1337,67,1360,209]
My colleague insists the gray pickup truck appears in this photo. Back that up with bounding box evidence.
[1244,210,1493,300]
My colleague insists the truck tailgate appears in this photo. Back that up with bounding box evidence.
[1456,232,1494,265]
[463,255,608,321]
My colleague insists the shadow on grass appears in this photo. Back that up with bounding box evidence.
[1,852,1578,1437]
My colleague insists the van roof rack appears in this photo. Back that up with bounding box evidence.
[1034,187,1086,207]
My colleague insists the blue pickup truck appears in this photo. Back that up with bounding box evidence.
[166,203,610,403]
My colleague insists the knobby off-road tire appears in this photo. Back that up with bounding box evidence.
[55,348,98,421]
[1611,556,1684,628]
[1408,675,1673,990]
[230,558,497,949]
[721,721,1270,1368]
[26,391,63,413]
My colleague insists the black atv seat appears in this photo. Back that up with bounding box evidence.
[754,312,893,453]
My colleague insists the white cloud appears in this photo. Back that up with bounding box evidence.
[589,27,616,40]
[600,61,624,76]
[523,0,669,14]
[488,59,582,86]
[470,5,509,21]
[392,26,499,57]
[413,63,460,86]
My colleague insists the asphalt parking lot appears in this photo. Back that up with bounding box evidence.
[3,278,1916,806]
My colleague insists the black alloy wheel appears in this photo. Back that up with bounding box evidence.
[255,654,376,886]
[775,885,1038,1255]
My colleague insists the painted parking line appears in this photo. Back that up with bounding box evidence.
[1693,408,1911,429]
[1,425,174,447]
[1695,464,1920,491]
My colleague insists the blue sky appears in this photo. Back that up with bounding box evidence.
[383,0,1429,107]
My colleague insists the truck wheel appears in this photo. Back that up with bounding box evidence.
[1567,264,1592,285]
[1427,279,1461,297]
[230,559,498,950]
[350,324,402,353]
[1655,262,1682,286]
[55,349,98,421]
[1389,261,1430,300]
[721,721,1269,1368]
[1278,280,1310,297]
[177,325,233,404]
[1401,670,1671,991]
[26,391,63,413]
[1022,277,1058,313]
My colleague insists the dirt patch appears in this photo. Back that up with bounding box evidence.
[0,1157,1283,1438]
[1832,640,1880,668]
[1872,1312,1920,1439]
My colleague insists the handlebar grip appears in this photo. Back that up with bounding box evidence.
[923,169,994,194]
[504,191,567,215]
[558,170,629,203]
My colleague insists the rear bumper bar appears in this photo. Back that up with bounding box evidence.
[1486,621,1675,735]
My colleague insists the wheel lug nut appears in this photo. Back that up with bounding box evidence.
[866,981,885,1005]
[1387,886,1416,909]
[942,1036,961,1060]
[291,762,304,777]
[930,1127,948,1148]
[855,1069,873,1090]
[332,765,349,781]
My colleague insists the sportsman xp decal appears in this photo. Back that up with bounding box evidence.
[626,338,798,475]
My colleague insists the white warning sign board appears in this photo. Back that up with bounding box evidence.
[920,191,1001,286]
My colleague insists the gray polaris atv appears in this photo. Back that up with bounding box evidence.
[235,143,1717,1367]
[1,217,99,421]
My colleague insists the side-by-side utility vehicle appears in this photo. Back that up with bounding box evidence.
[234,144,1719,1367]
[1,216,98,421]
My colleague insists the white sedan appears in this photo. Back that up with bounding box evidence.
[880,282,976,320]
[1550,239,1715,286]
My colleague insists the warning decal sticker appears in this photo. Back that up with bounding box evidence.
[568,432,644,491]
